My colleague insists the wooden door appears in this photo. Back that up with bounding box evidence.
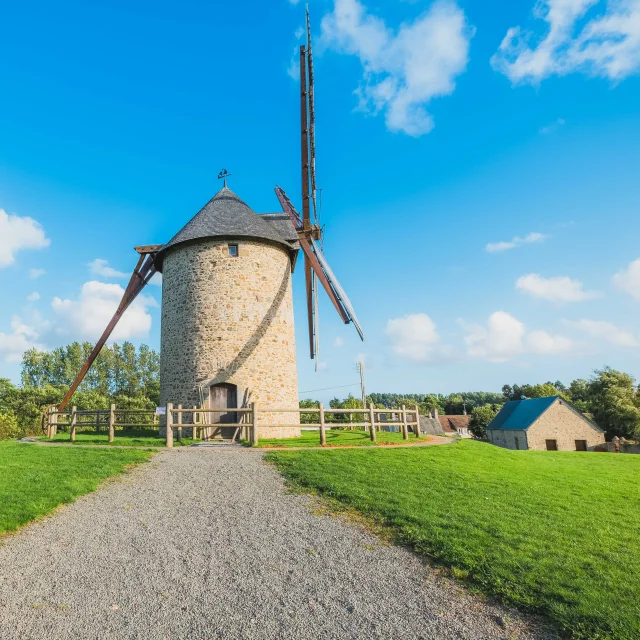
[575,439,587,451]
[545,439,558,451]
[209,383,237,424]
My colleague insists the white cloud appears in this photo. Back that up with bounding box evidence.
[539,117,565,134]
[462,311,526,362]
[89,258,127,279]
[29,268,46,279]
[0,209,50,267]
[149,272,163,287]
[491,0,640,85]
[613,258,640,299]
[51,281,156,342]
[525,329,576,355]
[321,0,473,136]
[485,232,547,253]
[333,336,345,347]
[27,291,40,302]
[386,313,440,362]
[516,273,602,302]
[317,361,329,371]
[462,311,576,362]
[565,319,640,346]
[0,315,45,362]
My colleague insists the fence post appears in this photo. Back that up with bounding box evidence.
[177,404,183,443]
[401,404,409,440]
[48,409,57,439]
[192,405,198,440]
[108,404,115,443]
[251,403,259,446]
[166,403,174,448]
[414,405,421,438]
[70,406,77,442]
[319,402,326,446]
[368,403,377,443]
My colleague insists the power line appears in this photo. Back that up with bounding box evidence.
[298,383,360,395]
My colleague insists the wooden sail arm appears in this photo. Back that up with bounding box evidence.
[57,248,160,412]
[275,187,349,325]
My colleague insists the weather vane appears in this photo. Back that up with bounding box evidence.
[217,168,232,186]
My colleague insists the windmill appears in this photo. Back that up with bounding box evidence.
[54,8,363,424]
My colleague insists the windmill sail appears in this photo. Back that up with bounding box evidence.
[274,186,364,349]
[310,238,364,341]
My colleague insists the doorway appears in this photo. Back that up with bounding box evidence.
[209,383,238,439]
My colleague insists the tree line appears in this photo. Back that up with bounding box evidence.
[0,342,159,439]
[1,341,639,442]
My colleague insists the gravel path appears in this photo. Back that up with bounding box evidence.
[0,448,555,640]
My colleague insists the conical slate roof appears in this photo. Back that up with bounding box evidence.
[155,186,297,271]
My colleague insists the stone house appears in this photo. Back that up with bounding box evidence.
[486,396,605,451]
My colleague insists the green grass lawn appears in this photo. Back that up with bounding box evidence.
[0,441,152,534]
[248,428,425,448]
[268,440,640,640]
[40,428,195,447]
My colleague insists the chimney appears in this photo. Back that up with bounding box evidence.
[432,407,439,420]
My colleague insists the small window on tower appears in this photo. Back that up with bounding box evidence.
[228,244,239,257]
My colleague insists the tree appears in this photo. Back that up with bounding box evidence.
[502,382,565,401]
[299,398,319,425]
[586,368,640,440]
[567,378,590,413]
[469,404,500,439]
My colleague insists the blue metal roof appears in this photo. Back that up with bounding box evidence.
[487,396,559,431]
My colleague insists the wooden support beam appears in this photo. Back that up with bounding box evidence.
[177,404,183,443]
[414,405,421,438]
[57,251,159,412]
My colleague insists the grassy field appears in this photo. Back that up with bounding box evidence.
[268,440,640,640]
[40,428,195,447]
[0,441,152,533]
[247,428,425,448]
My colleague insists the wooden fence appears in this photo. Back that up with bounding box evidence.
[46,403,421,448]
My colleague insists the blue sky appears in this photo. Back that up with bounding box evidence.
[1,0,639,403]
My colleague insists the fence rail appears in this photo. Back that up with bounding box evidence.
[46,403,422,448]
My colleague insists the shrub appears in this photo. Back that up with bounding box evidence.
[0,413,21,440]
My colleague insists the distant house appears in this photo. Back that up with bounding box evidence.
[486,396,605,451]
[437,414,472,438]
[416,409,470,437]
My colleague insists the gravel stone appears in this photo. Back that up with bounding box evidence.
[0,448,556,639]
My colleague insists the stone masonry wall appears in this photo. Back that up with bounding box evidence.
[159,238,300,438]
[487,429,528,450]
[526,399,605,451]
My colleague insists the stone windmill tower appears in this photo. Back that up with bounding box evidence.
[55,9,364,439]
[154,182,301,437]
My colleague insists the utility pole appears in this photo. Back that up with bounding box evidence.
[357,361,366,409]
